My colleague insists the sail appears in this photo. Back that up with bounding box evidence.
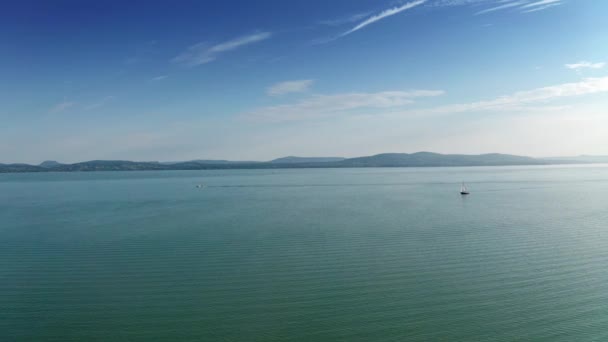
[461,183,467,193]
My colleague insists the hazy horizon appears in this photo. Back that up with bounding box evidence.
[5,151,608,166]
[2,0,607,164]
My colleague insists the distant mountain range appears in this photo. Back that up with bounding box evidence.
[0,152,602,173]
[270,156,346,164]
[540,155,608,163]
[338,153,542,167]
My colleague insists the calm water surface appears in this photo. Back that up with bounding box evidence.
[1,165,608,341]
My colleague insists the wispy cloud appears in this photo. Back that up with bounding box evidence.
[246,89,444,121]
[319,12,371,26]
[565,61,606,70]
[85,96,115,110]
[521,0,562,13]
[267,80,314,96]
[416,76,608,115]
[151,75,168,81]
[520,0,560,8]
[521,3,561,13]
[340,0,427,38]
[49,101,75,114]
[475,0,562,15]
[475,1,526,15]
[249,77,608,122]
[429,0,491,7]
[172,32,272,67]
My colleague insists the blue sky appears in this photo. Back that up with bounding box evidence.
[1,0,607,163]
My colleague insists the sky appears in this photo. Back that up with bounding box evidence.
[1,0,607,163]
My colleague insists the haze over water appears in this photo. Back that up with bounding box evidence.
[2,165,608,341]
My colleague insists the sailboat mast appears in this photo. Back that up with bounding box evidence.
[460,182,469,195]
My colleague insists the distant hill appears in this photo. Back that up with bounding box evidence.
[0,152,597,173]
[541,155,608,164]
[341,152,545,167]
[39,160,63,168]
[0,163,45,173]
[53,160,168,172]
[270,156,345,164]
[161,159,259,165]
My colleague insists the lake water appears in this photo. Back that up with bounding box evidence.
[2,165,608,341]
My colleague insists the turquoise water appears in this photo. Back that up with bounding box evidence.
[1,165,608,341]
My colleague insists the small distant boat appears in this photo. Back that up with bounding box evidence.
[196,184,205,189]
[460,182,470,195]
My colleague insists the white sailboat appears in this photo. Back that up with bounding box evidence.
[460,182,470,195]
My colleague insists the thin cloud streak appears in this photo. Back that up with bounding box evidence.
[340,0,427,37]
[267,80,314,96]
[522,4,559,13]
[520,0,560,8]
[49,101,75,114]
[85,96,115,110]
[319,12,371,26]
[172,32,272,67]
[246,89,444,121]
[475,0,562,15]
[429,0,492,7]
[521,2,561,13]
[475,1,526,15]
[209,33,271,53]
[412,76,608,115]
[565,61,605,70]
[151,75,168,81]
